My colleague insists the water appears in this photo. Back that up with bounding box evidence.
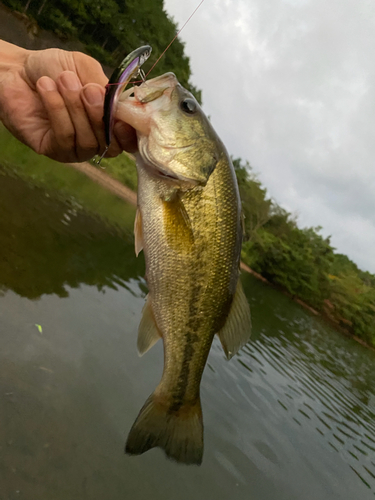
[1,169,374,500]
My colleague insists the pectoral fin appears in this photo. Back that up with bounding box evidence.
[162,196,194,253]
[134,207,143,257]
[137,296,162,356]
[217,279,251,360]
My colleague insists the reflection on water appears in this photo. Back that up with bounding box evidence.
[238,293,375,491]
[0,168,144,299]
[1,169,375,500]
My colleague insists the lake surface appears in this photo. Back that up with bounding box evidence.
[1,167,375,500]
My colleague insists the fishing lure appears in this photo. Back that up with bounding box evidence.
[98,45,152,162]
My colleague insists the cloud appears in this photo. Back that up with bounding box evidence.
[164,0,375,273]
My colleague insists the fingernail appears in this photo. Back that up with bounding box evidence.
[38,76,57,91]
[60,71,81,91]
[82,85,103,106]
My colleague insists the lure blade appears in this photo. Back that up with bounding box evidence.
[103,45,152,149]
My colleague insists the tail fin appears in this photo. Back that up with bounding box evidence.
[125,393,203,465]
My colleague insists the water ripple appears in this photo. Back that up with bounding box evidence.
[231,289,375,495]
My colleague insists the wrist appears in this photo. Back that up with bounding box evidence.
[0,41,29,132]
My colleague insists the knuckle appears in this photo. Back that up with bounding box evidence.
[72,51,85,64]
[75,51,100,68]
[47,94,66,112]
[68,97,85,111]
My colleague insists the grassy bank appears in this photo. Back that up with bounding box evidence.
[0,124,136,232]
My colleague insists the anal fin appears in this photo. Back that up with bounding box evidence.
[137,295,162,356]
[217,279,251,360]
[134,207,143,257]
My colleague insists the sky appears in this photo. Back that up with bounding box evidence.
[163,0,375,274]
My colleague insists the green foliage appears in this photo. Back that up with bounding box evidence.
[330,253,359,276]
[84,43,114,66]
[44,7,78,38]
[2,0,23,10]
[327,254,375,344]
[233,157,375,347]
[328,273,375,345]
[248,226,333,308]
[92,153,138,192]
[232,157,271,242]
[0,124,136,232]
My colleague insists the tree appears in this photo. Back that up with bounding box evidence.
[232,157,272,242]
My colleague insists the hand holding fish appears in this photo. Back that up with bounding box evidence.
[0,40,137,162]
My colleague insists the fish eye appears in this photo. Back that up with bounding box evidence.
[180,98,197,114]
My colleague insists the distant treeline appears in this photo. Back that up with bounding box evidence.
[234,158,375,347]
[2,0,202,102]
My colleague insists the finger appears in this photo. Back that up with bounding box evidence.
[80,83,120,158]
[73,52,108,87]
[81,84,134,158]
[36,76,77,162]
[57,71,99,161]
[114,120,138,154]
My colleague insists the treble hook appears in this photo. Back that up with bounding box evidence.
[139,68,146,83]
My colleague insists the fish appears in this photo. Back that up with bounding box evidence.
[115,72,251,465]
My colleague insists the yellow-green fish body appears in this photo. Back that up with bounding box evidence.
[116,73,251,464]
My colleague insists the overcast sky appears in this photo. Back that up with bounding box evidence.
[163,0,375,274]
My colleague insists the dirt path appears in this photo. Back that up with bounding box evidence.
[67,162,137,206]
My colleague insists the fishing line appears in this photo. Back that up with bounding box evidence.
[145,0,206,78]
[106,0,206,87]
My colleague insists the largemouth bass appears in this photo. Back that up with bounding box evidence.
[116,73,251,465]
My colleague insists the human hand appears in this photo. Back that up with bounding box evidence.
[0,41,137,163]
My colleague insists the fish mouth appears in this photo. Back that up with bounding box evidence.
[120,73,177,104]
[120,86,170,104]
